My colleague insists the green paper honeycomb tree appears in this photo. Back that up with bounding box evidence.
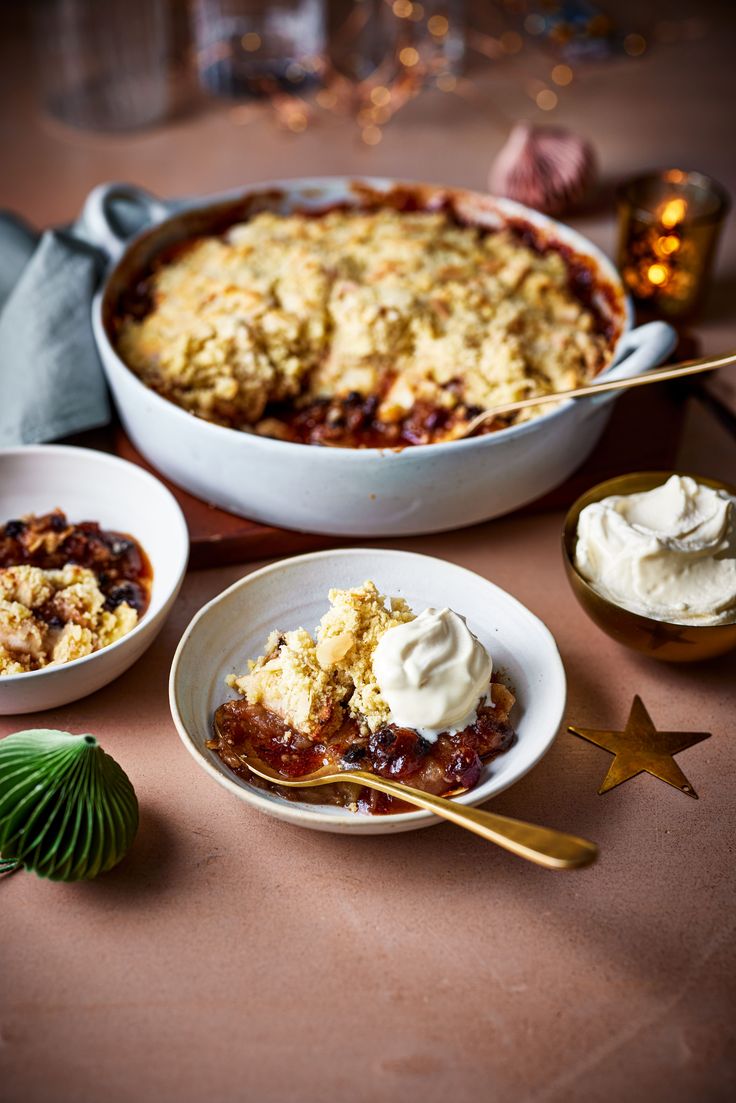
[0,729,138,881]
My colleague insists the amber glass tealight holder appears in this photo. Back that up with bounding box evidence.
[616,169,730,319]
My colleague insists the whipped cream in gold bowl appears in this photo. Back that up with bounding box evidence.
[563,472,736,661]
[574,475,736,626]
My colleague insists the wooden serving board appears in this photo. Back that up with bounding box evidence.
[112,378,691,569]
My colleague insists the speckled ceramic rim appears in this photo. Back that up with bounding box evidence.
[168,548,567,831]
[0,444,190,682]
[562,469,736,633]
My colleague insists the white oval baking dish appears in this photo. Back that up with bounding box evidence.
[84,178,676,536]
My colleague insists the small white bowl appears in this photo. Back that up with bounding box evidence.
[0,445,189,714]
[169,548,566,835]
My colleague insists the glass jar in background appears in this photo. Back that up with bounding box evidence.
[33,0,173,131]
[416,1,466,76]
[193,0,327,98]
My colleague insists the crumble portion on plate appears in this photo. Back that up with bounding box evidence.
[116,208,611,446]
[314,581,415,731]
[226,581,414,738]
[212,580,516,814]
[0,511,150,676]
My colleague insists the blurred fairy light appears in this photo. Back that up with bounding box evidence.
[647,263,668,286]
[551,64,573,86]
[361,124,383,145]
[370,85,392,106]
[660,197,688,228]
[392,0,413,18]
[428,15,449,37]
[535,88,558,111]
[212,1,690,143]
[399,46,420,67]
[623,33,647,57]
[658,234,680,256]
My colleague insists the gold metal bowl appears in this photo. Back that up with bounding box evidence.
[562,471,736,662]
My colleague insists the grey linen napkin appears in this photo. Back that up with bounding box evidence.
[0,192,180,447]
[0,212,110,447]
[0,221,112,447]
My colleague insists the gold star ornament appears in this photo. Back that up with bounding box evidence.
[568,695,710,798]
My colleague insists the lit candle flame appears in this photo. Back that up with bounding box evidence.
[647,263,669,286]
[657,234,680,256]
[660,197,687,229]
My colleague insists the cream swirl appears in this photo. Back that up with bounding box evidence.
[574,475,736,626]
[372,607,492,741]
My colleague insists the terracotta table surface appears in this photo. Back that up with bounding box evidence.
[1,403,735,1103]
[2,6,736,1101]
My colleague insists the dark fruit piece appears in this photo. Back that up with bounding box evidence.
[368,726,430,779]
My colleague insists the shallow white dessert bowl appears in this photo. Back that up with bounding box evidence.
[0,445,189,714]
[169,548,567,835]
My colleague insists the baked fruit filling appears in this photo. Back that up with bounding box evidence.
[115,207,614,447]
[0,510,151,675]
[209,581,516,814]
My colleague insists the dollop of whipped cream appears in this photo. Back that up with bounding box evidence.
[574,474,736,626]
[372,607,493,742]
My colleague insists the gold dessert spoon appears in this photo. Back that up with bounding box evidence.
[458,349,736,439]
[226,746,597,870]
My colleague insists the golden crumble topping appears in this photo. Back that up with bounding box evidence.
[0,564,138,676]
[227,627,344,739]
[226,581,415,737]
[116,208,611,445]
[315,581,414,730]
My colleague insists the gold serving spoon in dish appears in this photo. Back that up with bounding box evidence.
[225,744,597,870]
[458,349,736,439]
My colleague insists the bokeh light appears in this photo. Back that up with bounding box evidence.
[428,15,449,38]
[647,263,669,286]
[392,0,413,18]
[623,33,647,57]
[551,64,573,87]
[399,47,420,68]
[536,89,558,111]
[361,124,382,145]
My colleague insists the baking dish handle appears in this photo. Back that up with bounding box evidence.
[600,320,678,384]
[81,182,171,264]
